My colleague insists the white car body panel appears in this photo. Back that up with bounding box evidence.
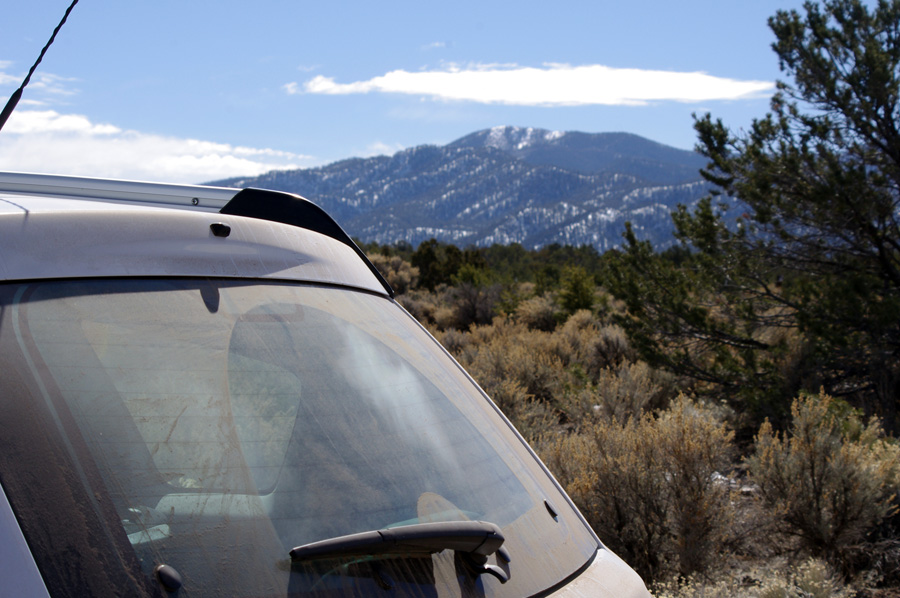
[0,191,386,295]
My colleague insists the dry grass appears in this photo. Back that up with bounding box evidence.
[652,557,855,598]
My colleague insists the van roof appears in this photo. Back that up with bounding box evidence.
[0,172,391,296]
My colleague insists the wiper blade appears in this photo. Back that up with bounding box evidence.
[289,520,504,562]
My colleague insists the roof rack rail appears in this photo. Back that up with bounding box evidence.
[0,171,394,297]
[0,171,238,210]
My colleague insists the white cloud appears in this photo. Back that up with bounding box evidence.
[362,141,405,157]
[19,98,49,107]
[4,110,121,135]
[0,110,313,184]
[0,65,79,99]
[287,62,774,106]
[27,72,80,97]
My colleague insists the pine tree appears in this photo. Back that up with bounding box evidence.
[607,0,900,431]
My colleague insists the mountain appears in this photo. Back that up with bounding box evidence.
[208,126,712,251]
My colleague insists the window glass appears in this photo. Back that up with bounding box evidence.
[1,279,597,597]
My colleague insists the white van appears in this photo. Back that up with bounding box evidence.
[0,171,650,597]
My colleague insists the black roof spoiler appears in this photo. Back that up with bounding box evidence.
[221,188,394,298]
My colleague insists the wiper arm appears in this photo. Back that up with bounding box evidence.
[290,520,509,583]
[290,520,504,560]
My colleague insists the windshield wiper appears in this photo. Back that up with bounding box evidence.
[290,520,510,583]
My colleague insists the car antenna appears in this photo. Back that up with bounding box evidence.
[0,0,80,134]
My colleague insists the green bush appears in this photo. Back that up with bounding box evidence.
[747,391,900,575]
[559,265,596,315]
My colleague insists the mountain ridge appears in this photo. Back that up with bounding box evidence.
[209,126,712,250]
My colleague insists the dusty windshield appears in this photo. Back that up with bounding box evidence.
[0,279,597,597]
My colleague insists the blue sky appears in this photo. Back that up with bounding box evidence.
[1,0,805,184]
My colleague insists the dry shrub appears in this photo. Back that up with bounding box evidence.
[396,290,438,324]
[747,391,900,576]
[420,284,502,331]
[367,253,419,295]
[484,379,560,444]
[562,308,596,329]
[548,311,673,420]
[434,316,594,428]
[433,305,458,330]
[433,326,468,355]
[542,395,735,583]
[592,361,676,421]
[589,324,635,372]
[559,308,597,339]
[434,312,678,430]
[656,397,736,577]
[866,507,900,588]
[557,311,637,379]
[434,318,559,442]
[538,431,596,505]
[556,309,599,366]
[445,283,501,329]
[460,325,568,405]
[515,294,560,331]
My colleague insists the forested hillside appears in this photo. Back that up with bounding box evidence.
[210,127,710,251]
